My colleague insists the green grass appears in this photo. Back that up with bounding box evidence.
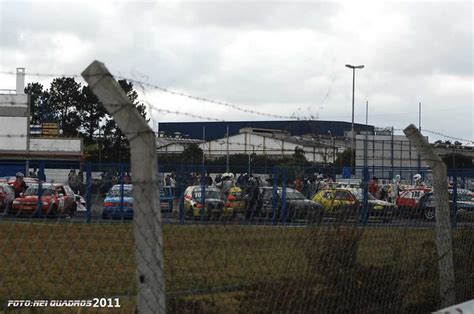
[0,222,472,312]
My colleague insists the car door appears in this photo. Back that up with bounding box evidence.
[183,187,193,210]
[55,187,66,212]
[317,190,334,212]
[63,185,75,213]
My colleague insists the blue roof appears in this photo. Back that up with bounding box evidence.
[158,120,373,141]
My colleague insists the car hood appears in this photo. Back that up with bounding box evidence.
[457,201,474,208]
[105,197,134,204]
[369,199,393,206]
[15,195,54,202]
[204,198,224,204]
[288,199,322,208]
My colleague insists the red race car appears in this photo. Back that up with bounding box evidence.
[396,187,432,218]
[10,183,77,217]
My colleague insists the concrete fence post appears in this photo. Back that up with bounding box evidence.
[403,124,455,308]
[82,61,165,313]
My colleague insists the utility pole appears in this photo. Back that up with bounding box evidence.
[362,100,369,224]
[418,102,422,131]
[226,124,229,173]
[202,126,205,165]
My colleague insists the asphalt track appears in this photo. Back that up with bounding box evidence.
[1,211,472,229]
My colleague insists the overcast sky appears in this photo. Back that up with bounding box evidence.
[0,0,472,143]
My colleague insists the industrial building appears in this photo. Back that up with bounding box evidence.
[158,120,373,141]
[201,127,344,163]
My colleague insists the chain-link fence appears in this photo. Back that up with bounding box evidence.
[0,63,472,312]
[1,159,473,312]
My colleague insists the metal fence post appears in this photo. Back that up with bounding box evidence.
[200,165,206,221]
[36,161,44,218]
[82,61,166,313]
[178,167,185,224]
[404,124,455,308]
[452,170,457,228]
[281,169,287,223]
[86,162,92,223]
[272,167,278,225]
[119,163,125,218]
[362,165,369,225]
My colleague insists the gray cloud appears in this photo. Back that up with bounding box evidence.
[0,1,471,141]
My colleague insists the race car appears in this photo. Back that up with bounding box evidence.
[396,187,432,218]
[183,185,225,219]
[10,183,77,217]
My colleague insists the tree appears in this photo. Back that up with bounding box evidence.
[293,146,306,162]
[48,77,83,136]
[25,77,147,162]
[334,148,352,169]
[24,83,51,124]
[79,85,106,145]
[181,144,203,164]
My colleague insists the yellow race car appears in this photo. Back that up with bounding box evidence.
[312,188,360,220]
[183,185,225,219]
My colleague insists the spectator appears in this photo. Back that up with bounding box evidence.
[123,172,131,184]
[205,173,213,186]
[368,176,380,199]
[36,169,46,182]
[68,170,79,192]
[216,173,234,195]
[388,175,401,202]
[294,177,303,192]
[12,172,27,198]
[245,177,260,221]
[413,173,426,187]
[77,170,84,194]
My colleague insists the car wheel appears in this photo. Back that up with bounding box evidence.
[4,202,11,214]
[48,205,58,217]
[69,202,77,217]
[424,207,435,221]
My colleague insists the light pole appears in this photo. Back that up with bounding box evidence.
[345,64,364,174]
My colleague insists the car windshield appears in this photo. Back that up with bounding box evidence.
[334,191,353,201]
[24,187,55,196]
[160,189,171,197]
[108,189,133,197]
[193,190,222,199]
[352,190,376,201]
[452,193,473,202]
[283,190,306,200]
[229,192,242,199]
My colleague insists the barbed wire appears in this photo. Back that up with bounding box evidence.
[1,70,301,120]
[118,76,302,120]
[1,70,472,145]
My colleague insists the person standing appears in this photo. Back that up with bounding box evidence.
[12,172,27,198]
[368,177,380,199]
